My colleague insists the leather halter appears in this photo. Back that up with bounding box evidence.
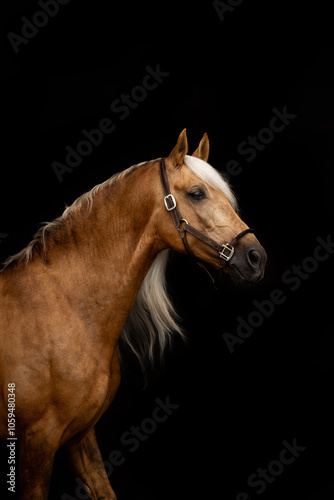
[159,158,254,277]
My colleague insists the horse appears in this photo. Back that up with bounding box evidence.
[0,129,266,499]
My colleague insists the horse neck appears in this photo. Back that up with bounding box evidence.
[42,163,161,340]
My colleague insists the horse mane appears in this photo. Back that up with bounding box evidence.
[119,248,183,372]
[0,171,125,272]
[1,155,237,374]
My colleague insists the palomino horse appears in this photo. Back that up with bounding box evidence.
[0,130,266,499]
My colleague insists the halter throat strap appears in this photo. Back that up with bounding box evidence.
[159,158,254,268]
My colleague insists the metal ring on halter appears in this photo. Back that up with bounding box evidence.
[177,218,189,239]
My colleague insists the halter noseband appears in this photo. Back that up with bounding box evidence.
[159,158,254,275]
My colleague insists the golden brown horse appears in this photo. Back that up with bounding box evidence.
[0,130,266,499]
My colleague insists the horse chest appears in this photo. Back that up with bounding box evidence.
[81,371,114,417]
[75,360,120,425]
[58,372,113,445]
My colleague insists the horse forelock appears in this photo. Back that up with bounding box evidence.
[184,155,239,212]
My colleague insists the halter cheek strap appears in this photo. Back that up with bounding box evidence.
[159,158,254,273]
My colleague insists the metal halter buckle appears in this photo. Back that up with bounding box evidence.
[219,243,235,261]
[164,194,177,211]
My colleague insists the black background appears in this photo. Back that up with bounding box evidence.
[1,1,334,499]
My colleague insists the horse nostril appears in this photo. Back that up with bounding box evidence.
[247,249,262,269]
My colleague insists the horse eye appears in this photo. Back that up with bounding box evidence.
[188,188,206,200]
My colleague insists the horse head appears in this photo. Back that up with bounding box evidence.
[156,129,267,283]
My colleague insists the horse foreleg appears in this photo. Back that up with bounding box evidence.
[66,427,117,500]
[19,420,60,500]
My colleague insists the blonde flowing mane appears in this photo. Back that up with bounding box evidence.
[1,156,237,373]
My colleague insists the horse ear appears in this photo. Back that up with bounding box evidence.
[192,133,210,162]
[166,129,188,168]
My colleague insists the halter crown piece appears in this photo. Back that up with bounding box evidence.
[159,158,254,283]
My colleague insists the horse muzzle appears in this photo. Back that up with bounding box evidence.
[229,243,267,282]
